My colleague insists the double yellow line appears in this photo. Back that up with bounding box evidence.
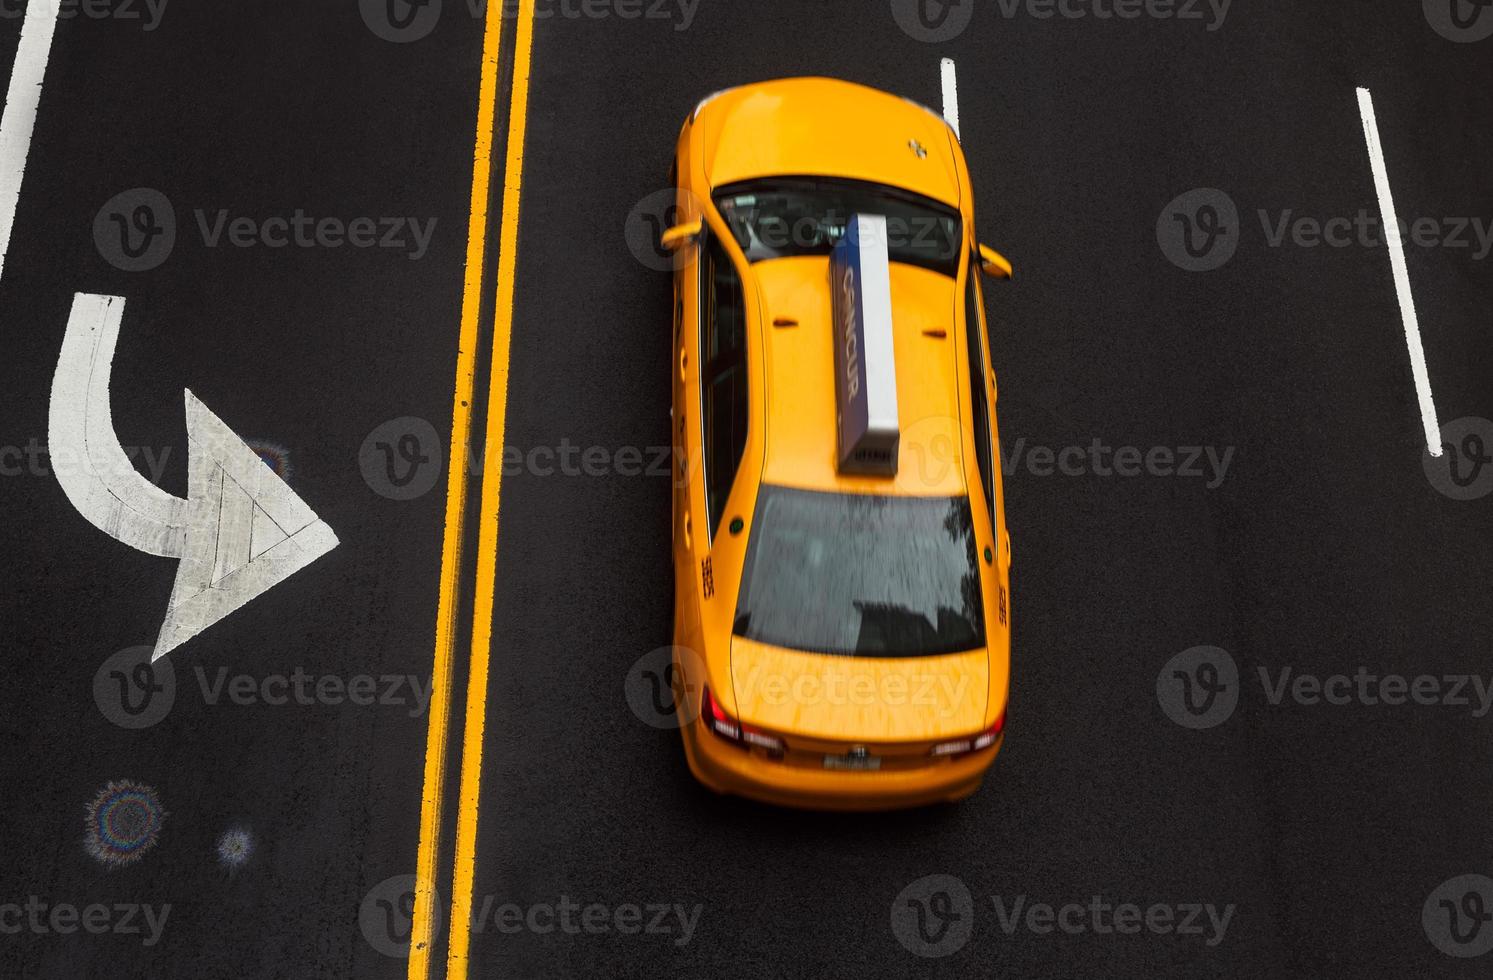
[408,2,536,978]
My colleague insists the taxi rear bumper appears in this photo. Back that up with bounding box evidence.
[680,716,1000,812]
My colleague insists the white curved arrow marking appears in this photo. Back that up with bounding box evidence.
[50,293,339,661]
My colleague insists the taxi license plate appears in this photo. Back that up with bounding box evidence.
[823,754,881,771]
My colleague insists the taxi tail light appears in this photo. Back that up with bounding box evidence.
[931,711,1005,757]
[702,686,739,740]
[702,687,784,756]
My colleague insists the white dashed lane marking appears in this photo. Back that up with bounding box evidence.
[1356,87,1442,458]
[941,57,960,140]
[0,0,61,285]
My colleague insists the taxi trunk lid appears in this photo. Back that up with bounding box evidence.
[729,636,988,744]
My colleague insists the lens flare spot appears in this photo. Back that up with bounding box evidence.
[247,440,293,481]
[216,826,254,871]
[84,780,165,867]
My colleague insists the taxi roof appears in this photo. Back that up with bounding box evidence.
[754,256,970,497]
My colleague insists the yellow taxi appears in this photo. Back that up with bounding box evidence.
[661,77,1014,810]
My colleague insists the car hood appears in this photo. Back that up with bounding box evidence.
[728,636,988,743]
[697,77,961,208]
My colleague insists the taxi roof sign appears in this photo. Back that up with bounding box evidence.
[829,214,900,475]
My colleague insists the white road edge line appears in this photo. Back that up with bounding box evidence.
[941,57,960,140]
[1356,86,1442,457]
[0,0,62,286]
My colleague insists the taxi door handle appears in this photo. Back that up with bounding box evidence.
[683,514,692,551]
[679,347,688,380]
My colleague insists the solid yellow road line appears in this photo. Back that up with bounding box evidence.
[446,0,537,974]
[406,2,508,977]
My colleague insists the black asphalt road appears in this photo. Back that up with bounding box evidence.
[0,3,480,977]
[2,1,1492,978]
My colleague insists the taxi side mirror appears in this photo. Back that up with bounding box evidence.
[660,219,702,253]
[978,244,1013,280]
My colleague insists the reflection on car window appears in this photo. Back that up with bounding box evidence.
[733,487,984,658]
[701,235,748,538]
[714,177,962,278]
[964,261,995,526]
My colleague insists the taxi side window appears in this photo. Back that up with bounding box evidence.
[701,234,749,540]
[964,262,995,526]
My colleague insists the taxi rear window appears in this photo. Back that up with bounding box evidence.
[732,486,985,658]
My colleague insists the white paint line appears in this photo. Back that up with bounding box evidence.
[50,293,190,559]
[0,1,62,285]
[1356,87,1442,457]
[50,293,339,660]
[941,57,960,140]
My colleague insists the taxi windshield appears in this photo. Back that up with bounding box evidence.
[732,486,985,658]
[713,178,962,277]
